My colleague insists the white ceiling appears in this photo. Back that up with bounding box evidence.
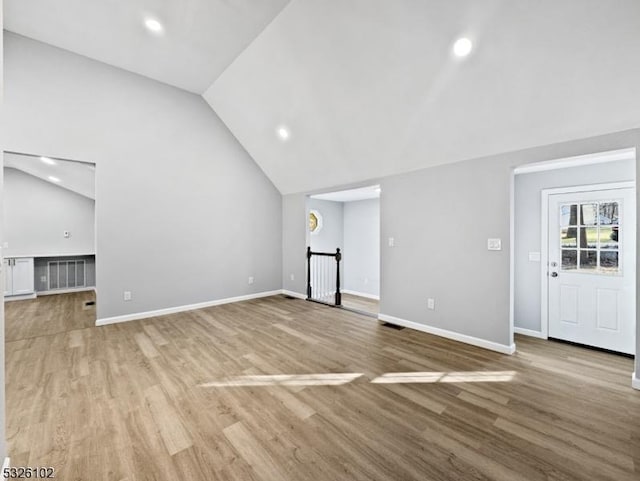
[311,185,380,203]
[6,1,640,195]
[4,152,96,199]
[205,0,640,194]
[4,0,291,93]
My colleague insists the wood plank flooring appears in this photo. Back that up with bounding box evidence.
[341,293,379,314]
[5,291,95,342]
[5,293,640,481]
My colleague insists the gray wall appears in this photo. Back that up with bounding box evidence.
[283,129,640,359]
[4,33,282,320]
[343,198,380,297]
[4,168,95,257]
[381,156,512,346]
[282,193,307,294]
[514,160,635,332]
[309,198,343,253]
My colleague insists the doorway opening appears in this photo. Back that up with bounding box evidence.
[307,185,380,317]
[513,148,636,357]
[3,151,97,341]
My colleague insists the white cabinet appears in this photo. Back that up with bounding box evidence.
[4,257,34,297]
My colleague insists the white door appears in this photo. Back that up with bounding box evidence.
[11,258,34,296]
[548,188,635,354]
[3,259,13,296]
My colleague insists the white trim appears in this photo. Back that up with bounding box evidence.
[378,313,516,355]
[282,289,306,300]
[633,372,640,391]
[96,290,282,326]
[37,286,95,296]
[509,168,515,347]
[4,293,37,302]
[4,253,95,258]
[540,181,635,340]
[341,289,380,300]
[540,187,550,339]
[2,458,9,470]
[514,327,546,339]
[540,181,634,197]
[514,148,635,175]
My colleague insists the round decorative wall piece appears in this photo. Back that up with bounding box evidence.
[309,209,323,234]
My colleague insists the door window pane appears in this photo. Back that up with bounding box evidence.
[600,251,619,272]
[580,204,597,225]
[561,228,577,247]
[560,204,577,227]
[599,202,619,224]
[599,226,619,249]
[561,250,577,270]
[579,250,598,270]
[583,227,598,248]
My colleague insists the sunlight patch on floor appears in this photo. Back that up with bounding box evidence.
[199,370,517,388]
[199,373,363,388]
[370,371,517,384]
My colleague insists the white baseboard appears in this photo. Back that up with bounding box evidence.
[282,289,306,300]
[341,289,380,300]
[633,372,640,391]
[379,313,516,355]
[514,327,547,339]
[37,286,95,296]
[96,290,283,326]
[4,293,37,302]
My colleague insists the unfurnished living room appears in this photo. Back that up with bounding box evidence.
[1,1,639,480]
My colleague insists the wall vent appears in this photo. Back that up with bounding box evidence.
[48,260,86,290]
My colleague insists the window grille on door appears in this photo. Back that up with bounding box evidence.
[48,260,86,290]
[306,247,342,306]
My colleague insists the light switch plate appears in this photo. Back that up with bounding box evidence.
[487,238,502,251]
[528,252,541,262]
[388,237,395,247]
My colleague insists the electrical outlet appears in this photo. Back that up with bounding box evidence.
[248,276,254,285]
[388,237,395,247]
[40,276,47,283]
[290,273,295,281]
[123,291,132,301]
[427,298,435,310]
[487,238,501,251]
[64,231,71,238]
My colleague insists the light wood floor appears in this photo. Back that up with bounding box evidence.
[5,293,639,481]
[5,291,96,342]
[341,293,379,314]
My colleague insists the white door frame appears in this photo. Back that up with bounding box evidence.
[540,181,635,340]
[511,147,636,347]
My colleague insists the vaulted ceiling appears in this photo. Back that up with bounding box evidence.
[4,0,291,93]
[205,0,640,193]
[4,152,96,199]
[6,0,640,194]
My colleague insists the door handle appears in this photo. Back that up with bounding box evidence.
[550,272,558,277]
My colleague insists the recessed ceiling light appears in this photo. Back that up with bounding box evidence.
[144,18,164,34]
[48,176,61,183]
[40,156,56,165]
[277,126,290,141]
[453,37,473,57]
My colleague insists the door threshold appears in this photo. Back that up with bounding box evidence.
[548,337,634,358]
